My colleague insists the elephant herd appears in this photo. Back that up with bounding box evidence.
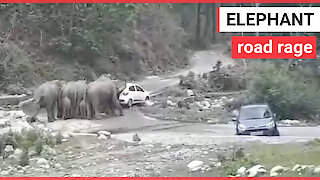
[24,75,124,122]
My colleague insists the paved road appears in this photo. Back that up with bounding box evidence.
[47,44,320,145]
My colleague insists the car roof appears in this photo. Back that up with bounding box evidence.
[241,104,269,109]
[126,83,144,88]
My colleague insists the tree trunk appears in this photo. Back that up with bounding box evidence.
[211,3,216,42]
[196,3,201,46]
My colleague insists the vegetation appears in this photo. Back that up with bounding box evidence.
[0,4,198,90]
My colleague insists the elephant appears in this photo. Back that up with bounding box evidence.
[33,80,63,122]
[60,80,87,119]
[79,99,87,119]
[62,96,72,120]
[74,80,87,118]
[86,76,124,119]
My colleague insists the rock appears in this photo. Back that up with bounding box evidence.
[246,165,267,177]
[4,145,14,155]
[97,134,107,140]
[187,160,204,172]
[215,162,222,167]
[292,164,301,171]
[62,133,70,139]
[201,101,210,109]
[1,171,9,176]
[145,100,154,106]
[314,166,320,173]
[13,148,23,157]
[187,89,194,97]
[36,158,49,166]
[98,131,111,138]
[301,165,315,171]
[237,166,246,176]
[166,100,176,107]
[232,110,239,117]
[270,172,279,177]
[270,166,287,176]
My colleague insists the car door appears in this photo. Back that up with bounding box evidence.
[128,85,137,103]
[135,85,145,102]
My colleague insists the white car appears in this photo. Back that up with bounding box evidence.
[118,83,150,107]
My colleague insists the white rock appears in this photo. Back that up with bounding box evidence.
[62,133,70,139]
[36,158,49,166]
[247,165,267,177]
[98,131,111,137]
[166,100,176,107]
[270,172,279,177]
[145,100,155,106]
[187,160,204,172]
[232,110,239,117]
[98,134,107,140]
[187,90,194,97]
[1,171,9,175]
[301,165,315,170]
[214,162,222,167]
[292,164,301,171]
[237,166,246,176]
[201,101,211,108]
[270,165,287,175]
[4,145,14,154]
[314,166,320,173]
[13,148,23,157]
[45,147,56,155]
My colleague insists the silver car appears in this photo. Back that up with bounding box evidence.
[235,104,280,136]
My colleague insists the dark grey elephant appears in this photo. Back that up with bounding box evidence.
[60,80,87,119]
[33,80,63,122]
[86,76,123,119]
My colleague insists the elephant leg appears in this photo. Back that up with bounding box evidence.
[92,100,101,119]
[86,104,91,119]
[52,101,57,120]
[112,100,123,116]
[46,104,54,122]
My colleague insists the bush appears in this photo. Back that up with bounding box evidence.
[248,62,320,120]
[19,150,29,166]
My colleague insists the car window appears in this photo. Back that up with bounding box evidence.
[239,106,271,120]
[128,86,135,91]
[136,86,144,92]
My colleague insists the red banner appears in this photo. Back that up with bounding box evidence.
[0,0,319,3]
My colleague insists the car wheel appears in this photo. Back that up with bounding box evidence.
[127,99,133,107]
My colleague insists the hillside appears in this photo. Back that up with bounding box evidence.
[0,4,194,93]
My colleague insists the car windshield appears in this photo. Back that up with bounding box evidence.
[239,106,272,120]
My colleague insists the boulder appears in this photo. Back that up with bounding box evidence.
[13,148,23,157]
[4,145,14,155]
[187,160,204,172]
[98,131,111,138]
[166,100,176,107]
[246,165,267,177]
[145,100,155,106]
[187,90,194,97]
[270,166,288,176]
[237,166,246,176]
[200,101,211,109]
[314,166,320,173]
[36,158,49,166]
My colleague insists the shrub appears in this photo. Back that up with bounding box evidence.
[248,62,320,120]
[19,150,29,166]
